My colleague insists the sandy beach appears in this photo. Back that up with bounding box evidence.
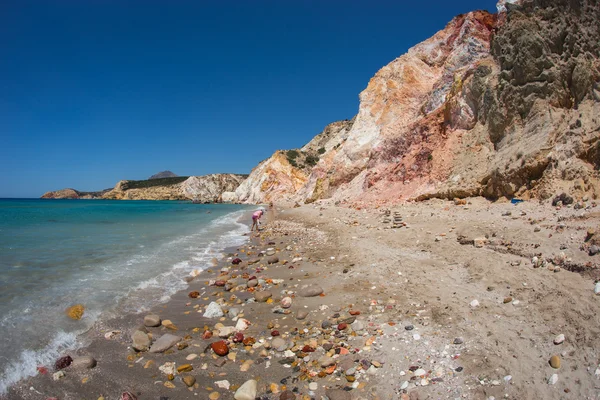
[6,199,600,400]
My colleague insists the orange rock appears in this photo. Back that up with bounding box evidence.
[211,341,229,356]
[66,304,85,320]
[188,291,200,298]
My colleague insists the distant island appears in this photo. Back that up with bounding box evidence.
[148,170,178,180]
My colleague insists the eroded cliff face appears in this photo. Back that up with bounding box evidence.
[234,152,309,204]
[101,174,246,201]
[235,0,600,206]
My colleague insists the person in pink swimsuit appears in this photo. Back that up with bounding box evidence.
[251,209,264,232]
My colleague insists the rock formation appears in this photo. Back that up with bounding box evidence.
[231,0,600,206]
[102,174,246,201]
[43,174,246,202]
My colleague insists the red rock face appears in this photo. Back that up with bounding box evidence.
[238,1,600,205]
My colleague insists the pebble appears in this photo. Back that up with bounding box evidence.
[234,379,257,400]
[550,355,561,369]
[279,390,295,400]
[414,368,426,377]
[211,340,229,356]
[132,331,151,352]
[66,304,85,320]
[325,389,351,400]
[308,382,318,391]
[548,374,558,385]
[296,310,308,320]
[453,337,464,345]
[54,355,73,370]
[52,371,65,381]
[254,291,273,302]
[595,282,600,295]
[143,314,161,327]
[182,375,196,387]
[209,392,220,400]
[267,256,279,264]
[281,297,292,308]
[298,284,324,297]
[405,325,414,331]
[470,299,480,308]
[149,334,181,353]
[203,302,224,318]
[554,334,565,345]
[272,337,287,352]
[71,356,97,369]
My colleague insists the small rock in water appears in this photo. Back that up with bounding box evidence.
[234,379,257,400]
[203,302,224,318]
[54,355,73,370]
[66,304,85,320]
[144,314,161,327]
[554,334,565,345]
[71,356,97,369]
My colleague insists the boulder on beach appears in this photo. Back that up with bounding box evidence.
[149,334,181,353]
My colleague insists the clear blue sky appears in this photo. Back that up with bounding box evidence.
[0,0,497,198]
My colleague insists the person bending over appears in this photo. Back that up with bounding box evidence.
[251,209,264,232]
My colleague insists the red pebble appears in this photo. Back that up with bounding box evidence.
[337,323,348,330]
[233,332,244,343]
[271,330,280,336]
[349,310,361,315]
[302,345,315,352]
[215,280,226,287]
[37,366,48,375]
[211,340,229,356]
[202,330,213,339]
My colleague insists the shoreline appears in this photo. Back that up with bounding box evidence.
[5,199,600,399]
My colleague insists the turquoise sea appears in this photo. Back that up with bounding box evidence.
[0,199,255,393]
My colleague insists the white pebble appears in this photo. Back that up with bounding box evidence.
[553,334,565,345]
[594,282,600,295]
[470,299,480,308]
[308,382,318,391]
[413,333,421,341]
[548,374,558,385]
[400,381,409,390]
